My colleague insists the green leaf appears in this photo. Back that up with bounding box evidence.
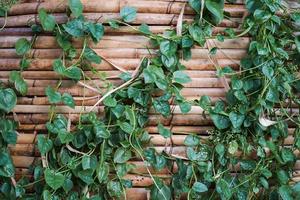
[9,71,28,95]
[192,182,208,193]
[295,36,300,53]
[97,163,109,183]
[143,68,156,83]
[277,170,290,185]
[103,96,117,107]
[262,65,274,79]
[113,148,132,164]
[188,0,201,13]
[108,20,120,29]
[279,185,293,200]
[78,169,94,185]
[94,124,111,139]
[65,66,82,81]
[82,155,97,170]
[153,99,171,117]
[107,181,123,198]
[150,178,171,200]
[120,6,137,23]
[160,40,177,56]
[119,121,133,133]
[266,88,279,103]
[210,113,230,130]
[216,179,232,199]
[2,130,17,144]
[228,140,238,154]
[87,23,104,43]
[205,0,224,24]
[215,143,225,156]
[37,135,53,155]
[45,86,61,104]
[158,123,172,138]
[125,106,135,126]
[161,54,178,69]
[63,178,73,193]
[184,135,200,146]
[181,35,194,48]
[291,12,300,23]
[83,47,101,64]
[44,169,65,190]
[179,101,191,113]
[19,58,30,70]
[68,0,83,17]
[63,18,85,37]
[189,24,206,46]
[38,8,56,31]
[281,148,295,163]
[53,59,65,75]
[231,77,243,90]
[240,160,256,170]
[229,112,245,128]
[199,95,211,110]
[62,93,75,108]
[0,88,17,113]
[58,131,74,144]
[15,38,31,56]
[56,34,72,51]
[217,66,234,77]
[209,47,218,55]
[173,71,191,84]
[139,23,151,34]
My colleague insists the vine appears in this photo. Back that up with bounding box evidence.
[0,0,300,200]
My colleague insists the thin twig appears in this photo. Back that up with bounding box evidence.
[99,54,127,72]
[0,11,8,31]
[176,3,186,36]
[89,57,145,112]
[74,95,100,101]
[78,81,101,94]
[206,40,230,91]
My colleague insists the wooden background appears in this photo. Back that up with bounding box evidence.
[0,0,299,199]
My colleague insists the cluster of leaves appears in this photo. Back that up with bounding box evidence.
[159,0,300,199]
[2,0,300,199]
[0,2,36,197]
[1,0,194,199]
[0,0,18,15]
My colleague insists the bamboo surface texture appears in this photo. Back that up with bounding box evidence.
[1,0,299,199]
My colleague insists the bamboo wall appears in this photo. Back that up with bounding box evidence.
[1,0,299,199]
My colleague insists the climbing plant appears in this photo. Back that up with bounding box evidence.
[0,0,300,199]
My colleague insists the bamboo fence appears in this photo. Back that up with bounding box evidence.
[0,0,298,199]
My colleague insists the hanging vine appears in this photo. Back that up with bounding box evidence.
[0,0,300,200]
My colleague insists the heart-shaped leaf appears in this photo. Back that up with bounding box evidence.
[0,88,17,113]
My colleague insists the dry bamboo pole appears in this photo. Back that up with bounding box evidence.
[8,0,245,17]
[0,36,250,49]
[0,12,241,27]
[0,58,240,71]
[16,132,297,147]
[16,124,297,136]
[0,78,229,89]
[12,105,300,116]
[9,113,214,125]
[11,105,204,114]
[11,113,300,127]
[0,48,248,59]
[0,70,227,79]
[9,146,300,170]
[0,26,243,36]
[16,124,214,133]
[15,96,225,106]
[10,87,227,97]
